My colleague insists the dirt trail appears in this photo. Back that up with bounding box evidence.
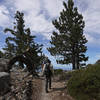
[40,78,74,100]
[41,79,51,100]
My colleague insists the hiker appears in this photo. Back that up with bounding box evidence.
[41,58,47,76]
[43,59,53,93]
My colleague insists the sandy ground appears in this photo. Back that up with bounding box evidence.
[41,79,51,100]
[40,77,74,100]
[0,69,74,100]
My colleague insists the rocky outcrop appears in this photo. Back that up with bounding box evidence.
[0,68,33,100]
[95,59,100,64]
[0,58,35,100]
[0,58,9,72]
[0,72,10,95]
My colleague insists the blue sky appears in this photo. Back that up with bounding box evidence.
[0,0,100,70]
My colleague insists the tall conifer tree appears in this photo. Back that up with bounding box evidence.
[48,0,88,69]
[3,11,43,69]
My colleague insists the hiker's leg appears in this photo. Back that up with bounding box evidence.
[49,77,51,89]
[45,77,49,92]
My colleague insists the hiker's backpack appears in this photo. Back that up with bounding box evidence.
[44,63,52,77]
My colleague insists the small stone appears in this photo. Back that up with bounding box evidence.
[62,93,65,96]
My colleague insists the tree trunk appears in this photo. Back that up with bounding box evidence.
[72,54,76,70]
[76,46,79,69]
[19,61,24,68]
[76,56,79,69]
[72,46,76,70]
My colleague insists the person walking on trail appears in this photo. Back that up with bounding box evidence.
[43,59,53,93]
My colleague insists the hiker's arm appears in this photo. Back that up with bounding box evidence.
[51,64,54,76]
[42,64,46,75]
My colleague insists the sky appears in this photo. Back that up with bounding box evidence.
[0,0,100,70]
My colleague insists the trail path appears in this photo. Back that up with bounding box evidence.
[40,78,74,100]
[41,79,51,100]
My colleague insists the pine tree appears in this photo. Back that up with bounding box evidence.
[3,11,26,58]
[48,0,88,69]
[3,11,43,70]
[3,37,16,58]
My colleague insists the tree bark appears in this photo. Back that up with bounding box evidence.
[72,54,76,70]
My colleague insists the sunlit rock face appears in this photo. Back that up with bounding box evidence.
[0,72,10,95]
[0,59,11,95]
[95,59,100,64]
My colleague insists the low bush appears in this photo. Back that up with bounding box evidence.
[67,64,100,100]
[59,71,73,81]
[54,69,63,75]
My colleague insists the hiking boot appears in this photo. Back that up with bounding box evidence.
[49,87,51,89]
[46,90,49,93]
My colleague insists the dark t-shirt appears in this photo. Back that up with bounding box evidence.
[44,63,52,77]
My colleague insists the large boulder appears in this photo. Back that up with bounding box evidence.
[0,58,9,72]
[95,59,100,64]
[0,72,10,95]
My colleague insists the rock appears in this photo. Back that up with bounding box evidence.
[0,63,6,72]
[62,93,65,96]
[0,69,34,99]
[0,72,11,95]
[0,58,9,72]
